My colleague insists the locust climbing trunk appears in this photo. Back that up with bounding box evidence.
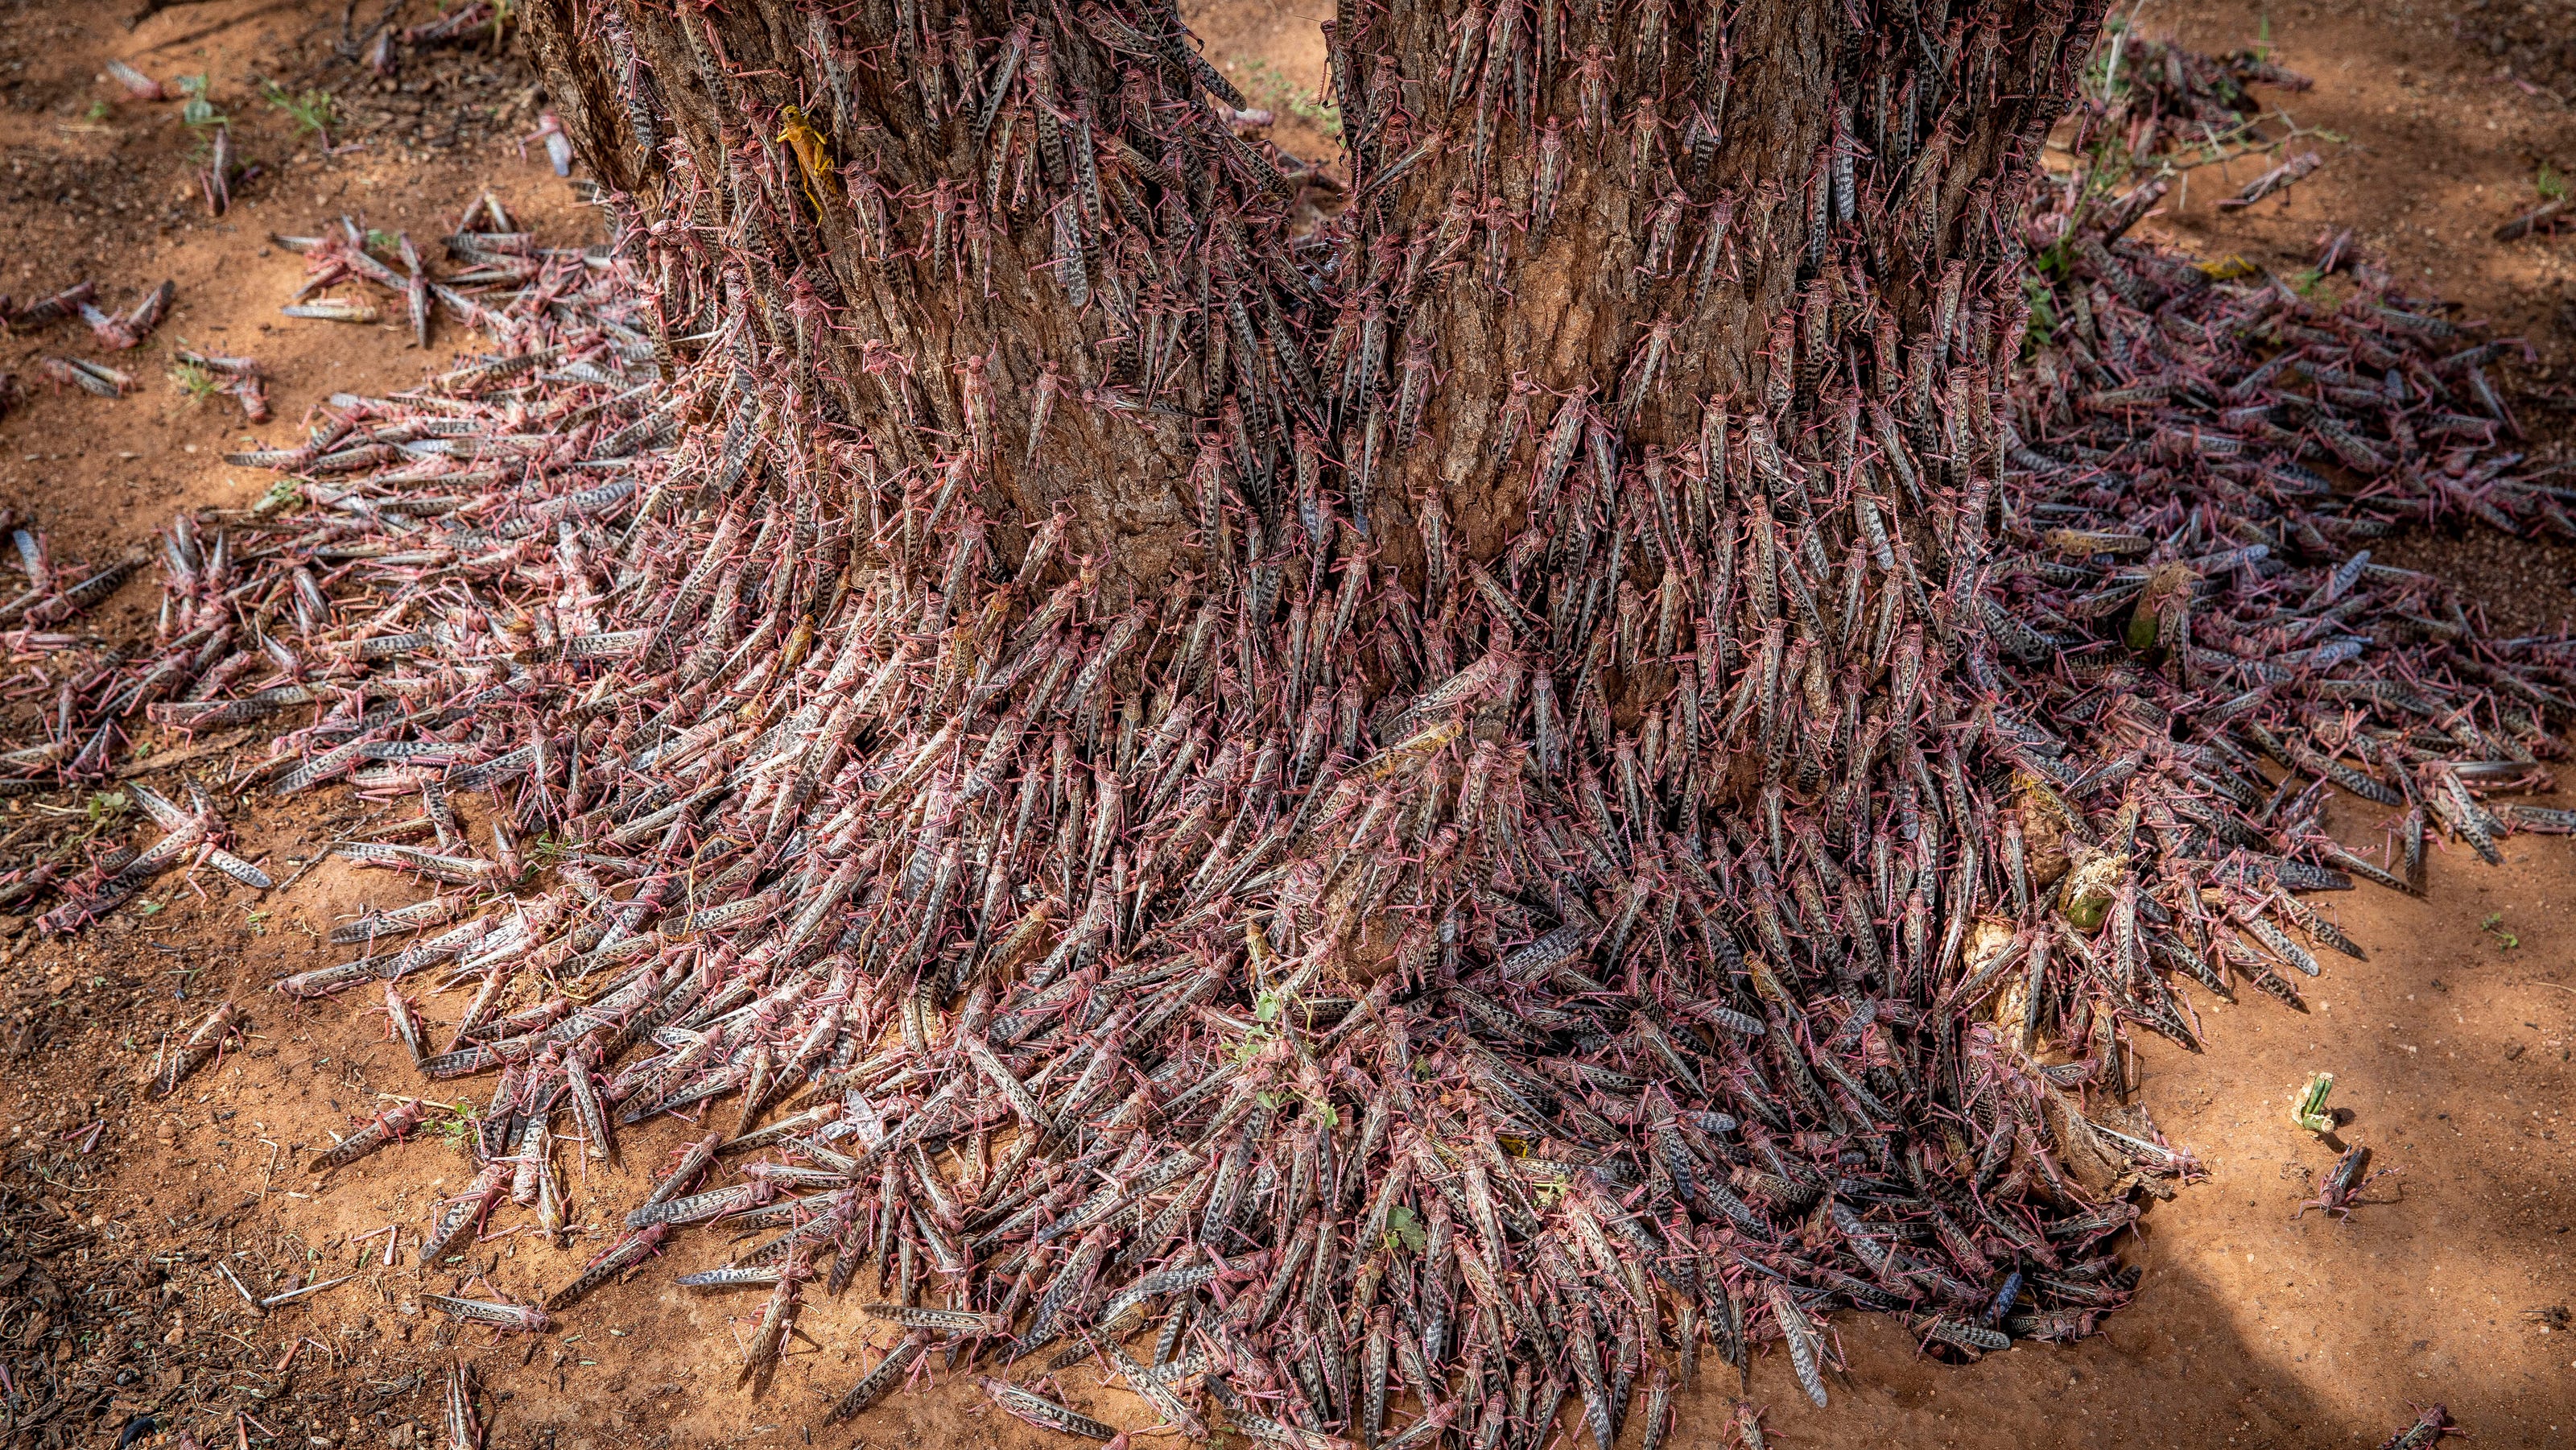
[524,0,2095,614]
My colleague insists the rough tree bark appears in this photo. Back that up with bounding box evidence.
[523,0,2095,597]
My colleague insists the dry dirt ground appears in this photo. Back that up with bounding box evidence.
[0,2,2573,1448]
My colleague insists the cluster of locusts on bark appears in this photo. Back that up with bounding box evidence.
[0,2,2566,1446]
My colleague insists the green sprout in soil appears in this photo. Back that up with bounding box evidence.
[2483,911,2520,949]
[428,1110,478,1150]
[167,359,223,402]
[173,75,225,132]
[261,81,336,139]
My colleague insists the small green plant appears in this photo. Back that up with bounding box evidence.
[2289,1071,2335,1134]
[85,99,109,122]
[2483,911,2520,949]
[168,359,223,402]
[253,477,304,515]
[87,790,130,823]
[2020,274,2058,350]
[261,81,336,139]
[429,1110,477,1148]
[173,75,225,132]
[1382,1203,1426,1253]
[2539,163,2566,203]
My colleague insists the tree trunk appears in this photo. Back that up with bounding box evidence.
[497,0,2134,1423]
[524,1,2094,595]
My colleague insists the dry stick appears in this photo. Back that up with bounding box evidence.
[266,829,365,896]
[118,729,256,779]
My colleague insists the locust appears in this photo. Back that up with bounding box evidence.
[310,1097,432,1173]
[423,1294,550,1332]
[2295,1145,2396,1221]
[154,1002,241,1098]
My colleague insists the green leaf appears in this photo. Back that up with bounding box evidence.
[1384,1204,1426,1254]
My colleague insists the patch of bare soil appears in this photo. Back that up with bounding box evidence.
[2455,0,2576,101]
[0,3,2572,1450]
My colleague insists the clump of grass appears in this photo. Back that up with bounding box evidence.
[2538,161,2566,202]
[261,80,336,139]
[167,358,222,402]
